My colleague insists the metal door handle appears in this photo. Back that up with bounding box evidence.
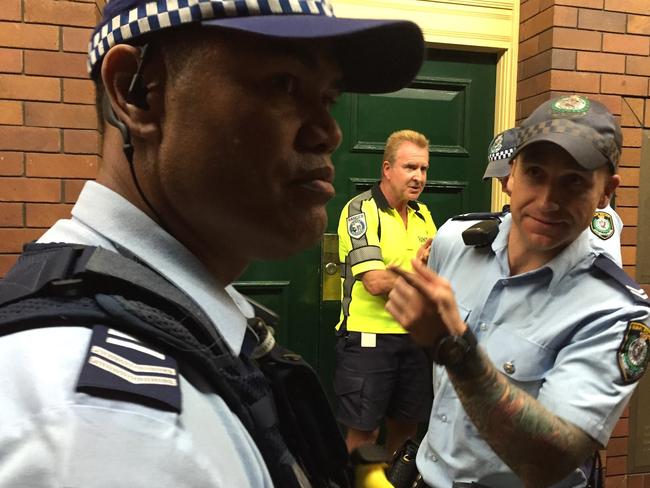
[325,262,338,275]
[322,233,341,301]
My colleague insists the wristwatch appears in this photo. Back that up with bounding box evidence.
[431,327,477,366]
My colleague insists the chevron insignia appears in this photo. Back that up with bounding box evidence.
[627,285,649,301]
[76,324,182,412]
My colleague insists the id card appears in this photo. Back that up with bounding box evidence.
[361,332,376,348]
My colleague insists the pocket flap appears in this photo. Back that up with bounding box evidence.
[485,327,554,381]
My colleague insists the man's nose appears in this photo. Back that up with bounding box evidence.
[296,108,342,155]
[412,171,425,185]
[539,183,561,211]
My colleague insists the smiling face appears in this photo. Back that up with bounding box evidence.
[381,140,429,206]
[508,142,619,260]
[146,29,342,268]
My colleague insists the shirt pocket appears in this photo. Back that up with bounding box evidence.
[484,327,555,396]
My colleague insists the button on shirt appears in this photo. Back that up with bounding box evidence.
[0,182,273,487]
[418,214,649,488]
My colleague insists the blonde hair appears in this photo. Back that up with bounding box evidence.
[383,129,430,164]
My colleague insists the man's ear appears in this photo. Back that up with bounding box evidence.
[101,44,165,141]
[598,172,620,209]
[499,176,511,196]
[382,160,391,179]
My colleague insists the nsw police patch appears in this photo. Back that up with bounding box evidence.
[618,321,650,384]
[347,213,367,239]
[591,211,615,240]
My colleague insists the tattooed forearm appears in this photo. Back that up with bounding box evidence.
[447,347,598,487]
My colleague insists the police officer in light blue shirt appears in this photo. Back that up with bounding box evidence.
[0,1,426,486]
[483,127,625,267]
[386,95,650,487]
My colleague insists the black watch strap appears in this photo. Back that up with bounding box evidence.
[431,327,477,366]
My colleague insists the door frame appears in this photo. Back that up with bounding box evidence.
[332,0,519,212]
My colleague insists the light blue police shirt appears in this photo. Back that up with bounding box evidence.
[418,213,649,488]
[0,182,273,487]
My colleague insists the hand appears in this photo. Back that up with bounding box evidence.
[416,237,433,265]
[385,259,466,347]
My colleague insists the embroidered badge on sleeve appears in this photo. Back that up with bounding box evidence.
[591,211,615,240]
[347,213,367,239]
[618,320,650,384]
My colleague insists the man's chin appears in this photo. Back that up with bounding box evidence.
[526,233,571,253]
[264,213,327,258]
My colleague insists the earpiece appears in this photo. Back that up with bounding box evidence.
[126,44,151,110]
[101,42,161,223]
[103,91,160,223]
[103,93,134,163]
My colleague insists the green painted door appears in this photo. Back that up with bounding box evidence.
[235,50,496,396]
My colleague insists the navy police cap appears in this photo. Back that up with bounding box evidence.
[514,95,622,171]
[89,0,425,94]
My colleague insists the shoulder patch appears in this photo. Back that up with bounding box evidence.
[591,211,615,240]
[593,255,650,304]
[618,321,650,384]
[77,325,181,412]
[347,213,367,239]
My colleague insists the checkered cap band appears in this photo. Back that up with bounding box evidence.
[518,118,620,166]
[488,146,514,162]
[88,0,335,74]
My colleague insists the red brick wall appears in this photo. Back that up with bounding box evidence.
[519,0,650,485]
[0,0,101,275]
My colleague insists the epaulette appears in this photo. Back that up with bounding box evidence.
[593,255,650,305]
[77,324,181,412]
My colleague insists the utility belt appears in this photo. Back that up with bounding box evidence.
[0,243,351,488]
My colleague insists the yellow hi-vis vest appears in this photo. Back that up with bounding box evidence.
[336,185,437,334]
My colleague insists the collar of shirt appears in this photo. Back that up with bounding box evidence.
[490,212,594,293]
[39,181,251,354]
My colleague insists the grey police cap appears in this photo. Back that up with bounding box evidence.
[513,95,622,171]
[483,127,518,180]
